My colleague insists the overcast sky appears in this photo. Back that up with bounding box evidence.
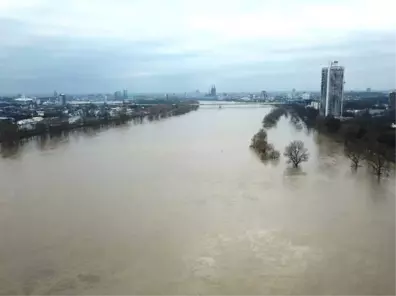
[0,0,395,94]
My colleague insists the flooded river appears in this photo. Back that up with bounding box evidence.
[0,104,394,295]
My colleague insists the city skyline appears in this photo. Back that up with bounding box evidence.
[0,0,395,94]
[1,86,394,98]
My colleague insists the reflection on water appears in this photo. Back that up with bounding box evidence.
[0,118,150,159]
[283,166,306,176]
[0,106,394,295]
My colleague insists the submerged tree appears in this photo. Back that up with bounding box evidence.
[265,143,281,160]
[262,107,287,129]
[344,140,365,170]
[283,140,309,168]
[250,129,280,160]
[365,143,392,179]
[0,120,18,142]
[250,129,268,150]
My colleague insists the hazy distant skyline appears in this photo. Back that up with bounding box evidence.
[0,0,395,94]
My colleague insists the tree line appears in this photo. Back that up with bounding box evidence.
[0,103,199,143]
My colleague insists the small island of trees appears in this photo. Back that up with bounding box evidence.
[250,128,280,161]
[250,107,308,167]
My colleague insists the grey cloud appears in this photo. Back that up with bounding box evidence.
[0,27,206,93]
[0,16,395,94]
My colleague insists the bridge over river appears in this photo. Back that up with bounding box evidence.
[198,101,282,108]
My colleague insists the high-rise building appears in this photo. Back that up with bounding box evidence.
[123,89,128,99]
[389,91,396,109]
[60,93,66,105]
[320,61,345,117]
[366,87,371,92]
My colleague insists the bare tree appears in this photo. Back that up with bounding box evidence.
[344,141,365,169]
[366,143,391,179]
[283,140,309,168]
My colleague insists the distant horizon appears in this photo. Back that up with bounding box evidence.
[1,89,394,97]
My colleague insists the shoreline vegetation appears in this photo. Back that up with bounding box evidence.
[251,103,395,178]
[0,101,199,143]
[289,104,395,178]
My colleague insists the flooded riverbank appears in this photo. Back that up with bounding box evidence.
[0,105,394,294]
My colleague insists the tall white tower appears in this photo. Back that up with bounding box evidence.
[320,61,345,117]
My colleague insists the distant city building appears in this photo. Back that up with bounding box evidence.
[260,90,268,100]
[60,93,66,105]
[320,61,345,117]
[53,90,58,98]
[292,88,296,99]
[366,87,371,92]
[389,91,396,109]
[210,85,216,96]
[114,91,122,99]
[310,101,320,110]
[302,93,311,100]
[123,89,128,99]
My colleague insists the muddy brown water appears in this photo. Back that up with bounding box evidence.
[0,104,394,294]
